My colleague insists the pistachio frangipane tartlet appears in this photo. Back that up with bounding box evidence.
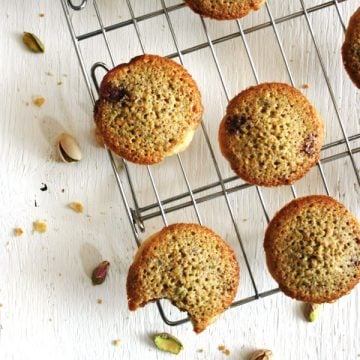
[219,83,324,187]
[127,223,240,333]
[264,195,360,303]
[342,7,360,88]
[94,54,203,165]
[184,0,265,20]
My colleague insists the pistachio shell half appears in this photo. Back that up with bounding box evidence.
[57,133,82,163]
[249,349,273,360]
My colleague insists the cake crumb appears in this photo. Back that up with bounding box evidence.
[14,227,23,237]
[0,304,3,308]
[300,83,309,89]
[197,348,204,353]
[113,339,121,347]
[33,220,47,234]
[46,71,54,76]
[218,345,230,356]
[48,318,52,322]
[39,12,45,17]
[68,202,84,213]
[57,81,63,86]
[97,298,103,304]
[32,96,45,107]
[25,102,30,106]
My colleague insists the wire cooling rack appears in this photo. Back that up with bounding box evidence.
[61,0,360,327]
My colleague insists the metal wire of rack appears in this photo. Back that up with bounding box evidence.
[61,0,360,327]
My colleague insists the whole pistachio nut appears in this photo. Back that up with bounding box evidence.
[57,133,82,163]
[154,333,183,355]
[91,261,110,285]
[249,349,273,360]
[23,32,45,53]
[305,303,322,322]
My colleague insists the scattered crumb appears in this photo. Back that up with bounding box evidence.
[61,188,65,193]
[218,345,230,356]
[40,183,48,191]
[46,71,54,76]
[300,83,309,89]
[14,227,23,237]
[33,220,47,234]
[48,318,52,322]
[57,81,63,86]
[97,299,103,304]
[113,339,121,347]
[0,304,3,308]
[62,74,68,77]
[39,12,45,17]
[94,127,105,147]
[25,101,30,106]
[197,348,204,353]
[68,202,84,213]
[58,273,62,277]
[32,96,45,107]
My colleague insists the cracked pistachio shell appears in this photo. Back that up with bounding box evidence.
[57,133,82,163]
[249,349,273,360]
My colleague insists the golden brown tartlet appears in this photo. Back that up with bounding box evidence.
[94,55,203,165]
[126,223,240,333]
[342,7,360,89]
[184,0,265,20]
[219,83,324,187]
[264,195,360,303]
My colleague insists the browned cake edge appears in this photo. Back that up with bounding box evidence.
[218,83,324,187]
[184,0,265,20]
[126,223,240,333]
[342,7,360,89]
[94,54,203,165]
[264,195,360,303]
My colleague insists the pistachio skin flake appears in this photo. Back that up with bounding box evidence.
[22,32,45,53]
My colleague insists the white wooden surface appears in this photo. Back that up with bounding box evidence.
[1,0,359,359]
